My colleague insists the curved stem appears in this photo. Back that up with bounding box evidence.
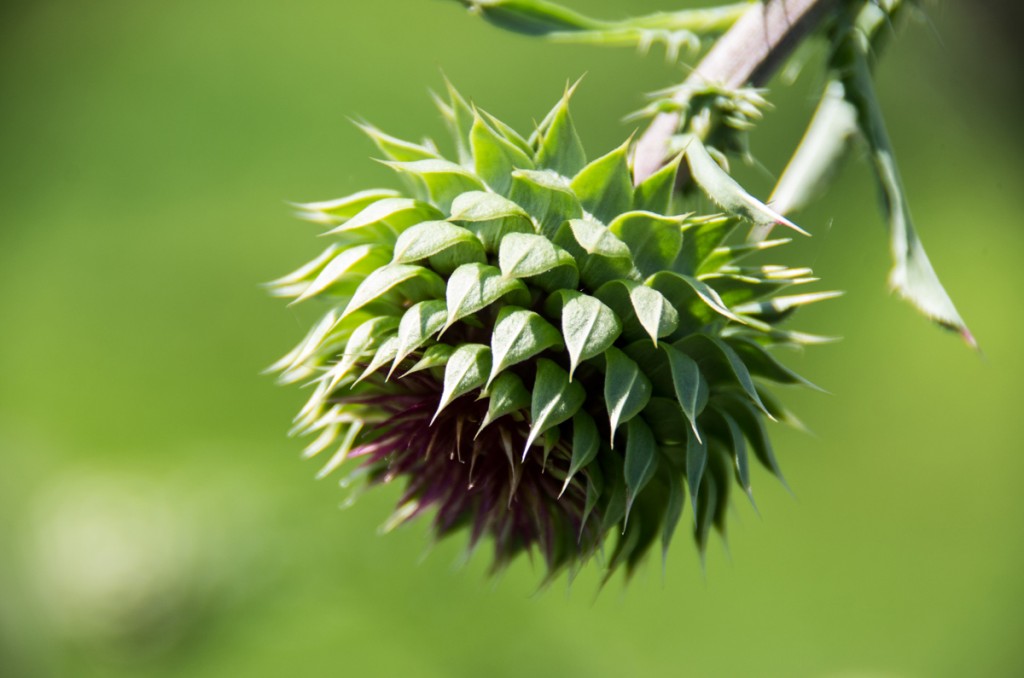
[632,0,841,184]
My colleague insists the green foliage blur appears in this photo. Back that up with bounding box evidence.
[2,1,1022,676]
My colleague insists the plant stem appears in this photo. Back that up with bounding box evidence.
[632,0,841,184]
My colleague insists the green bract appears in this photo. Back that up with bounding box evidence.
[270,83,832,580]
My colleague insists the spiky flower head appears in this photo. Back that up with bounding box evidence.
[269,82,833,581]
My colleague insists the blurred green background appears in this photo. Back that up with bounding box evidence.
[2,1,1022,676]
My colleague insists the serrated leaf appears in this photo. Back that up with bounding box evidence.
[633,152,681,214]
[603,347,652,442]
[677,333,773,418]
[471,112,535,195]
[570,138,633,223]
[509,169,582,238]
[525,358,585,456]
[594,279,679,345]
[544,289,622,379]
[685,427,707,522]
[608,211,684,277]
[444,263,529,331]
[292,244,389,303]
[322,197,444,238]
[841,52,973,346]
[448,190,535,252]
[391,300,448,376]
[662,343,708,442]
[487,306,563,386]
[392,220,486,273]
[356,121,440,162]
[342,264,446,318]
[385,159,485,212]
[478,370,531,433]
[497,232,578,286]
[535,83,587,176]
[623,417,658,525]
[434,344,492,420]
[685,136,809,236]
[293,188,400,223]
[477,107,533,157]
[561,410,599,497]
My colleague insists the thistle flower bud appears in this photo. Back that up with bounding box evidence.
[269,83,832,580]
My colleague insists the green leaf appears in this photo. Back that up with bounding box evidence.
[640,397,689,446]
[676,214,736,275]
[841,52,973,346]
[579,463,604,539]
[570,138,633,223]
[434,343,492,420]
[677,333,773,419]
[733,290,843,324]
[534,82,587,177]
[685,427,707,522]
[478,370,531,433]
[623,417,658,525]
[293,188,400,223]
[436,77,475,166]
[767,79,859,219]
[647,270,752,330]
[324,316,400,390]
[561,410,600,497]
[384,159,485,212]
[594,279,679,345]
[477,107,533,157]
[702,237,791,273]
[509,169,582,238]
[471,112,535,195]
[525,358,585,456]
[402,343,455,376]
[342,264,446,318]
[292,244,390,303]
[662,343,709,442]
[322,197,444,239]
[633,152,681,214]
[448,190,535,253]
[555,218,636,288]
[444,263,529,331]
[391,300,448,377]
[720,393,786,486]
[392,220,486,274]
[717,409,754,505]
[354,335,400,384]
[487,306,563,386]
[603,347,652,442]
[608,211,684,277]
[544,289,622,379]
[355,121,440,162]
[661,470,686,565]
[453,0,600,36]
[685,136,809,236]
[725,337,824,390]
[496,232,578,291]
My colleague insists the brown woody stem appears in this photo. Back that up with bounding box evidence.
[631,0,841,184]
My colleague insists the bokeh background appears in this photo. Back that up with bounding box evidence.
[2,1,1022,676]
